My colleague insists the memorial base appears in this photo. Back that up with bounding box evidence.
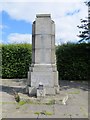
[26,86,60,97]
[27,64,60,96]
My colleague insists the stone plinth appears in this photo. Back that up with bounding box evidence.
[27,14,59,96]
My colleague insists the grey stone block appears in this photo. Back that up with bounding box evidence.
[45,87,56,95]
[37,88,46,97]
[28,86,37,96]
[27,14,59,96]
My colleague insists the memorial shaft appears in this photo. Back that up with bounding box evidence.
[27,14,59,95]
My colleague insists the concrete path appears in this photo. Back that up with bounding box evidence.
[0,79,89,119]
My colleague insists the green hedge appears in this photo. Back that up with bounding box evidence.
[1,43,89,80]
[56,43,89,80]
[0,44,2,78]
[2,44,32,78]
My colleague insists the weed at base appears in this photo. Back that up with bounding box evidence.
[45,111,53,115]
[34,111,53,116]
[34,112,40,115]
[18,100,27,106]
[44,100,55,105]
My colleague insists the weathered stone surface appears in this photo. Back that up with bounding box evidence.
[37,88,46,97]
[30,71,57,87]
[27,14,59,96]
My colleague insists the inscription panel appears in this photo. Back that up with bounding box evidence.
[31,72,54,87]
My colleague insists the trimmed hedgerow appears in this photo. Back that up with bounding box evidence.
[1,43,89,80]
[2,44,32,78]
[56,43,89,80]
[0,44,2,78]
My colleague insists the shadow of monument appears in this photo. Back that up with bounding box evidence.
[0,80,89,98]
[1,85,26,95]
[60,80,89,91]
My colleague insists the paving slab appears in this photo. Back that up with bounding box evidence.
[0,79,88,119]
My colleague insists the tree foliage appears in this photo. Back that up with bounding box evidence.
[77,1,90,42]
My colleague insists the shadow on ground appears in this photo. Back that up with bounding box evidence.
[60,80,89,91]
[0,80,89,98]
[1,85,26,96]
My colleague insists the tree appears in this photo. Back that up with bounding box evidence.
[77,1,90,43]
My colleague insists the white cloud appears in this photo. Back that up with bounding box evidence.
[0,39,2,43]
[7,33,32,44]
[0,25,3,29]
[0,24,8,29]
[0,0,85,2]
[1,1,88,44]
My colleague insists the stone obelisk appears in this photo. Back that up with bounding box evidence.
[27,14,59,96]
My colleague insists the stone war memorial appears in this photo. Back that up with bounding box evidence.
[27,14,60,97]
[1,14,88,119]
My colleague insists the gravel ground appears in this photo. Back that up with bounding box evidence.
[0,79,89,119]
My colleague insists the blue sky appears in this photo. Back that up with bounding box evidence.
[1,11,32,44]
[0,0,87,45]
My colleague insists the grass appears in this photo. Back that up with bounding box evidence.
[45,111,53,115]
[18,99,56,106]
[45,100,55,105]
[18,100,27,106]
[1,102,16,104]
[68,90,80,94]
[1,99,56,106]
[18,100,41,106]
[34,111,53,116]
[34,112,40,115]
[16,100,29,109]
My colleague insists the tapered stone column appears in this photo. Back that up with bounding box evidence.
[27,14,59,96]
